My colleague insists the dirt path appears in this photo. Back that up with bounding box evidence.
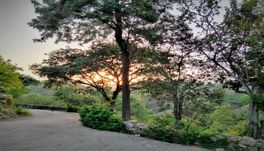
[0,110,208,151]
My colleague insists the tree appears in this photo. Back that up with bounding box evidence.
[142,45,219,121]
[29,0,175,120]
[19,74,40,86]
[0,56,23,91]
[31,44,163,111]
[176,0,264,138]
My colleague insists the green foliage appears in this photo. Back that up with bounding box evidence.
[14,107,31,116]
[143,113,177,143]
[79,103,124,132]
[252,94,264,111]
[115,93,152,122]
[224,89,250,107]
[54,85,100,106]
[143,113,227,148]
[198,131,228,149]
[224,120,249,136]
[0,56,23,91]
[15,93,65,107]
[29,0,164,44]
[207,104,236,133]
[19,74,40,86]
[66,104,79,112]
[5,87,27,99]
[176,119,204,144]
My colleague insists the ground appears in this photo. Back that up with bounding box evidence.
[0,110,208,151]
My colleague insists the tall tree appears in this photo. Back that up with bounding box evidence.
[177,0,264,138]
[29,0,174,120]
[31,44,163,111]
[143,43,217,120]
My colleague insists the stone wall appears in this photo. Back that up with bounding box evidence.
[227,135,264,151]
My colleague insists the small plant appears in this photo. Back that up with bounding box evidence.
[14,107,31,116]
[79,103,124,132]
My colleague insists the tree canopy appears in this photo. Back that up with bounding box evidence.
[29,0,177,120]
[0,56,23,91]
[176,0,264,138]
[31,43,166,110]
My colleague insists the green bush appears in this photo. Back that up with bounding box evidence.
[14,107,31,116]
[224,120,249,136]
[143,114,227,148]
[198,130,228,148]
[207,104,236,133]
[79,103,124,132]
[143,113,177,143]
[176,119,203,144]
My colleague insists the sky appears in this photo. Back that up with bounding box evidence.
[0,0,231,79]
[0,0,67,79]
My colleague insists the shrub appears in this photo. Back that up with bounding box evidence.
[207,104,236,133]
[143,114,228,148]
[176,119,203,144]
[79,103,124,132]
[14,107,31,116]
[198,130,228,148]
[143,113,177,143]
[224,120,249,136]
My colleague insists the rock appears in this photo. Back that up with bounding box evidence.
[259,148,264,151]
[248,146,258,151]
[256,139,264,149]
[238,143,248,150]
[227,135,242,143]
[228,143,239,150]
[0,108,16,120]
[211,135,227,142]
[239,136,256,147]
[216,148,225,151]
[123,120,147,134]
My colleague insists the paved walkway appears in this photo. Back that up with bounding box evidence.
[0,110,208,151]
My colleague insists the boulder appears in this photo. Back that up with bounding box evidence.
[123,120,147,135]
[239,136,256,147]
[248,147,258,151]
[227,135,242,143]
[256,139,264,149]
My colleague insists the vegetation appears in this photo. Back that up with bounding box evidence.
[29,0,176,121]
[176,0,264,138]
[14,107,31,116]
[79,103,124,132]
[0,56,23,91]
[0,0,263,150]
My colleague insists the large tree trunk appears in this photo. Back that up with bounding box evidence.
[174,101,182,120]
[248,100,259,139]
[121,52,131,121]
[114,4,131,121]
